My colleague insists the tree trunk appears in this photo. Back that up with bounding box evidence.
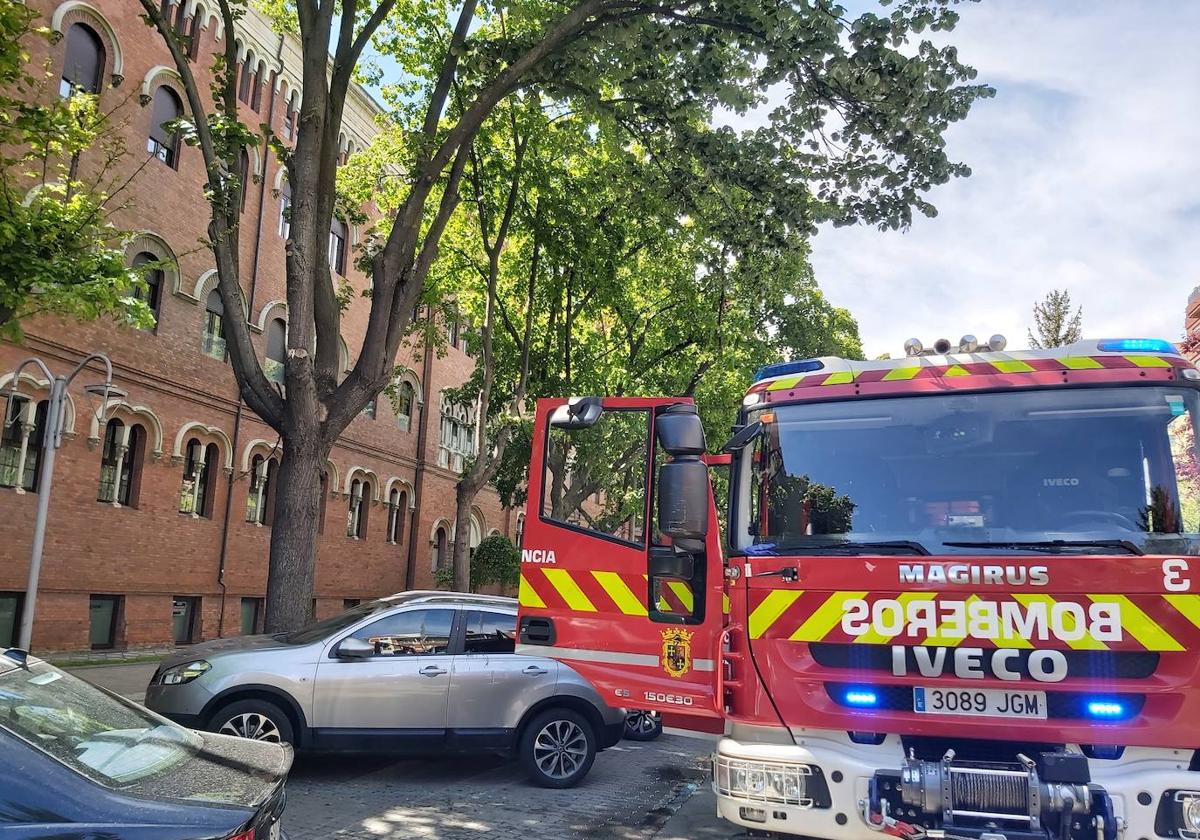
[451,480,476,592]
[264,434,329,631]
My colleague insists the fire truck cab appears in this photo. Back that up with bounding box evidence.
[516,336,1200,840]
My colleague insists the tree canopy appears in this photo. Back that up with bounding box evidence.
[0,2,154,339]
[1028,288,1083,349]
[142,0,992,626]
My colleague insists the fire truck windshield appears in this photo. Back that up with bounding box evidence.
[734,386,1200,556]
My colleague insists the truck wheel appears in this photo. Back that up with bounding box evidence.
[210,698,294,745]
[623,710,663,741]
[520,708,596,788]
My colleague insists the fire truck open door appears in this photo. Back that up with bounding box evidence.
[516,397,725,721]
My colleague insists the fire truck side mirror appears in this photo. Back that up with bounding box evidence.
[548,397,603,430]
[656,404,706,456]
[657,459,710,540]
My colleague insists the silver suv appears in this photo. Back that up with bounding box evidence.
[144,591,625,787]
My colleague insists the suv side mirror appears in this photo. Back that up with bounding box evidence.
[336,637,374,659]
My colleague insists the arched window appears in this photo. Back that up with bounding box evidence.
[130,252,162,323]
[202,289,226,360]
[265,317,286,383]
[347,477,368,539]
[245,453,278,526]
[180,438,218,518]
[438,394,476,472]
[515,513,525,549]
[147,86,183,168]
[278,181,291,239]
[468,513,483,559]
[395,381,415,432]
[188,4,205,58]
[238,148,250,212]
[328,217,347,275]
[386,488,407,545]
[98,419,144,506]
[251,60,266,111]
[238,51,255,103]
[432,525,449,570]
[0,396,48,492]
[282,90,297,140]
[60,23,105,97]
[172,0,188,33]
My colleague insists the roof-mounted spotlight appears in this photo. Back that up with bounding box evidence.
[959,335,979,353]
[903,338,923,357]
[988,334,1007,352]
[933,338,952,355]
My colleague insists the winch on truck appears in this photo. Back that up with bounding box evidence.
[514,336,1200,840]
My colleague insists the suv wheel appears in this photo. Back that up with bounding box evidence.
[520,708,596,789]
[211,699,294,745]
[623,710,662,741]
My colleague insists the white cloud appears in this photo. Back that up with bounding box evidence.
[795,1,1200,358]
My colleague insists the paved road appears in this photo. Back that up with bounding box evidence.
[67,660,729,839]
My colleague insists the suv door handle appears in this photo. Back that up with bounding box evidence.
[419,665,447,677]
[522,665,548,677]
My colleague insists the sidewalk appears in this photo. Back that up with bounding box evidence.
[656,784,744,840]
[65,659,161,703]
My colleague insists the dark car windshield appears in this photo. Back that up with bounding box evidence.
[735,386,1200,556]
[0,655,201,787]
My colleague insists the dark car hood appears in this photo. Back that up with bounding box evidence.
[139,730,292,808]
[161,634,294,667]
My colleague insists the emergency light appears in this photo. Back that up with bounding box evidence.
[753,359,824,382]
[1097,338,1177,354]
[842,688,880,708]
[1085,700,1127,719]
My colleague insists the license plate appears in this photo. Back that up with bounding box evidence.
[914,686,1047,719]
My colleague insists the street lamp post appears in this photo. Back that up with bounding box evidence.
[5,354,124,651]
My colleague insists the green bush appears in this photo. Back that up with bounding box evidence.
[432,534,520,592]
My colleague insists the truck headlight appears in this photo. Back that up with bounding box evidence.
[1184,796,1200,833]
[717,757,813,806]
[158,660,211,685]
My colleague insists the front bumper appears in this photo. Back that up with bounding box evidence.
[714,729,1200,840]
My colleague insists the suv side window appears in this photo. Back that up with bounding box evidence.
[349,608,453,656]
[462,610,516,654]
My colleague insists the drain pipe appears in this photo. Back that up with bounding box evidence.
[216,40,283,637]
[404,308,435,590]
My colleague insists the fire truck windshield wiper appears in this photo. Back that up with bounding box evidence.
[784,540,931,556]
[942,539,1145,555]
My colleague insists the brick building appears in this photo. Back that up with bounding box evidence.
[0,0,521,652]
[1185,288,1200,363]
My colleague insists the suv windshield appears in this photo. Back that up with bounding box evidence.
[734,386,1200,556]
[0,655,200,787]
[280,598,397,645]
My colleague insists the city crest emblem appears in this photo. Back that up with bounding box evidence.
[660,628,693,679]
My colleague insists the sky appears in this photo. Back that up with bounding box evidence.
[795,1,1200,359]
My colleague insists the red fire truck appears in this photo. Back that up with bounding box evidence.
[516,335,1200,840]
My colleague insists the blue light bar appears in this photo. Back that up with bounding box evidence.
[843,689,879,708]
[753,359,824,382]
[1097,338,1177,354]
[1086,700,1126,719]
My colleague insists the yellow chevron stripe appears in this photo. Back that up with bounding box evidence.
[791,591,867,642]
[518,573,546,609]
[668,581,695,612]
[748,590,802,639]
[766,375,807,391]
[1058,356,1103,370]
[852,593,935,645]
[1012,594,1101,650]
[942,365,971,377]
[822,371,854,385]
[592,571,647,616]
[1126,355,1172,368]
[543,568,596,612]
[723,593,731,615]
[992,359,1036,373]
[1104,594,1183,650]
[883,366,921,381]
[1165,594,1200,629]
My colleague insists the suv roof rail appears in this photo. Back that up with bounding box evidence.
[384,590,517,606]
